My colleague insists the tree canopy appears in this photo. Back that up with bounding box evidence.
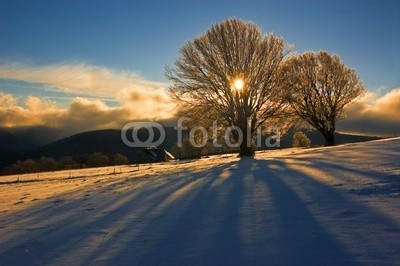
[166,18,291,156]
[282,51,365,146]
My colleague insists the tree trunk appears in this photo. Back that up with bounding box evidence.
[239,143,255,156]
[324,131,335,146]
[238,131,255,157]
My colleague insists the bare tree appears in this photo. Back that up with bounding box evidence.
[292,131,311,148]
[59,156,80,170]
[282,51,365,146]
[112,153,129,166]
[86,152,110,167]
[166,19,291,156]
[39,156,58,172]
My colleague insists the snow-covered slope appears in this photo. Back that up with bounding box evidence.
[1,138,399,265]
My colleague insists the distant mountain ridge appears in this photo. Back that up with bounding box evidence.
[0,126,65,151]
[0,126,68,170]
[0,126,380,171]
[22,127,178,161]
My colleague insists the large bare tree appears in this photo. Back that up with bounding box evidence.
[282,51,365,146]
[165,19,291,156]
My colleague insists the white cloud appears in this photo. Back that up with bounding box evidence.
[0,62,176,126]
[3,61,395,137]
[338,88,400,136]
[0,95,63,127]
[0,62,168,98]
[0,93,175,133]
[343,88,400,120]
[0,92,17,107]
[25,96,57,111]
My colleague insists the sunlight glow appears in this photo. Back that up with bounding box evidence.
[233,79,244,91]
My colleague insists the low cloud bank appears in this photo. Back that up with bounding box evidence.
[0,62,175,133]
[338,88,400,137]
[0,62,398,137]
[0,93,175,134]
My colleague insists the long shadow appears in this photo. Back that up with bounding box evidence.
[1,157,400,265]
[283,154,400,197]
[0,170,198,264]
[105,158,360,265]
[125,160,246,266]
[284,155,399,182]
[248,159,355,265]
[0,162,237,265]
[253,159,400,264]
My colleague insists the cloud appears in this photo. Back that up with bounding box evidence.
[62,97,131,132]
[116,87,174,119]
[0,62,176,131]
[25,96,57,111]
[0,62,167,98]
[338,88,400,136]
[0,93,175,134]
[0,95,63,128]
[3,61,396,137]
[0,92,17,107]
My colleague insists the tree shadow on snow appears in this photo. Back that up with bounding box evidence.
[1,157,400,265]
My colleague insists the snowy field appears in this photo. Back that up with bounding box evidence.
[1,138,400,265]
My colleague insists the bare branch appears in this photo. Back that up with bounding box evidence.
[282,50,365,146]
[165,19,292,156]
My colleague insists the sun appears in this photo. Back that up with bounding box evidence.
[233,79,244,90]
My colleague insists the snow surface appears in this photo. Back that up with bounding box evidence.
[1,138,400,265]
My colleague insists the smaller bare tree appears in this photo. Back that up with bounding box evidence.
[292,131,311,148]
[282,51,365,146]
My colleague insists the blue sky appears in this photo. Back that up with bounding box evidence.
[0,0,399,135]
[1,0,399,87]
